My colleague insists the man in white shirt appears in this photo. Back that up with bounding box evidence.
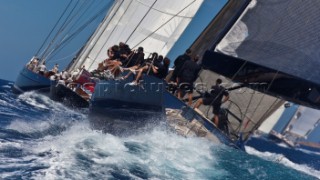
[38,62,47,75]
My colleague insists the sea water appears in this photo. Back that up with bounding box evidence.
[0,79,318,180]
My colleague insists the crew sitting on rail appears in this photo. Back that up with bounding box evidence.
[125,52,157,85]
[42,63,59,78]
[27,56,39,72]
[51,63,59,74]
[126,52,168,86]
[92,45,123,79]
[124,46,145,68]
[92,43,170,82]
[94,43,143,73]
[152,55,170,80]
[119,42,132,64]
[37,62,47,76]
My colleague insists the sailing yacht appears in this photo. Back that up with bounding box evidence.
[77,0,248,144]
[12,0,320,169]
[246,103,320,170]
[13,60,51,94]
[13,0,203,106]
[65,0,204,118]
[11,0,254,146]
[14,0,231,138]
[188,0,320,170]
[12,1,113,94]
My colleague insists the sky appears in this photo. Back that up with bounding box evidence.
[0,0,226,81]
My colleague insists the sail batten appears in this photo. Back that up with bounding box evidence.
[195,0,320,140]
[215,0,320,86]
[69,0,203,71]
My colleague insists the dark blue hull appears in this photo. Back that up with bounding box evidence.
[164,91,241,149]
[50,81,89,108]
[91,75,165,111]
[89,75,241,147]
[89,75,165,135]
[12,66,51,94]
[246,135,320,170]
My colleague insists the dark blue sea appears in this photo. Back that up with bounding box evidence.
[0,79,318,180]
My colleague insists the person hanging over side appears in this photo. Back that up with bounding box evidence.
[176,55,201,106]
[120,46,145,79]
[193,78,229,127]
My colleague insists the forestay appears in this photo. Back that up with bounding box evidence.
[69,0,203,72]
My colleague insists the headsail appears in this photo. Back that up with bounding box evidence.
[69,0,204,72]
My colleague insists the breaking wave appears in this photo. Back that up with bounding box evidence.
[0,80,317,179]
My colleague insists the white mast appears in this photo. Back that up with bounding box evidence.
[69,0,203,72]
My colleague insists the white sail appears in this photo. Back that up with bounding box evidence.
[70,0,203,72]
[286,106,320,138]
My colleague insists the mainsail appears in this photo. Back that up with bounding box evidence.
[210,0,320,109]
[68,0,204,72]
[216,0,320,85]
[188,0,320,139]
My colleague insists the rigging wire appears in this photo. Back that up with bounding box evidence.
[253,98,282,129]
[42,0,102,62]
[35,0,74,57]
[74,0,125,71]
[60,0,91,32]
[193,63,247,135]
[85,0,192,70]
[231,70,283,139]
[136,0,194,18]
[45,1,98,60]
[83,0,198,70]
[248,72,283,134]
[124,0,158,44]
[86,0,134,70]
[232,0,293,138]
[48,48,80,63]
[201,61,249,118]
[195,58,283,139]
[227,100,245,134]
[130,0,197,49]
[40,0,81,63]
[46,3,110,62]
[65,1,95,36]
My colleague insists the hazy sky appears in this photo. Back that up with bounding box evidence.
[0,0,226,81]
